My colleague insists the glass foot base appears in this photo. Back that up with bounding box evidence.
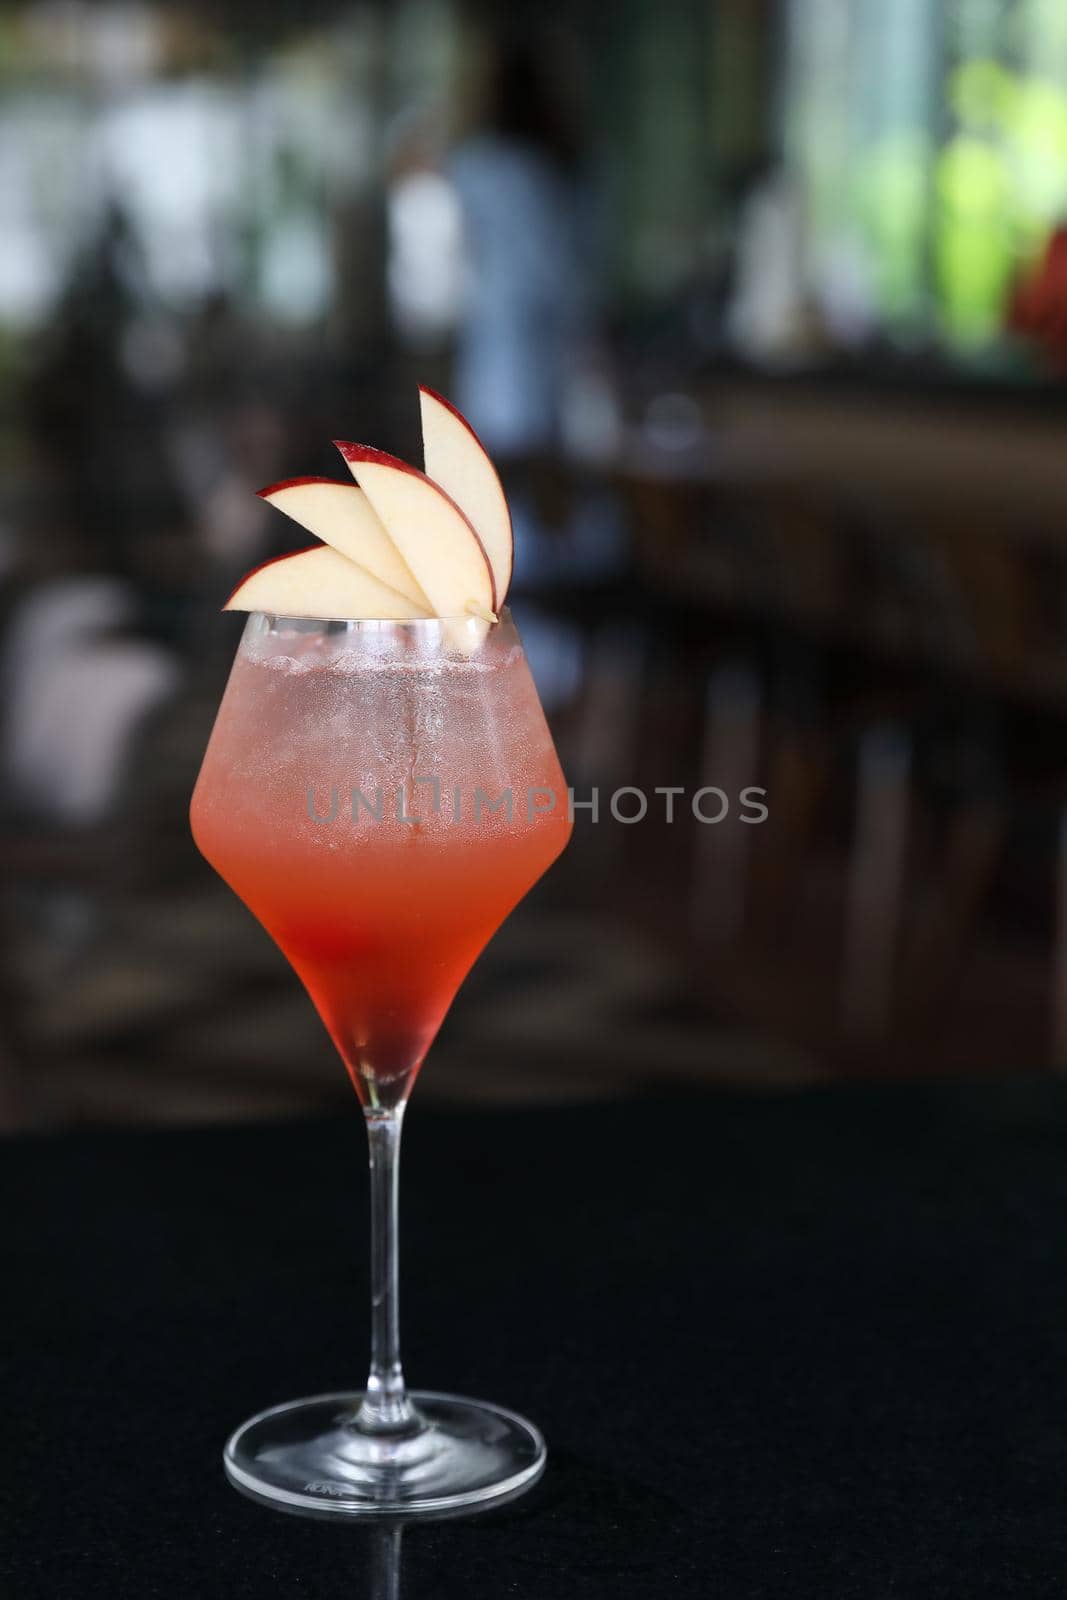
[223,1391,546,1519]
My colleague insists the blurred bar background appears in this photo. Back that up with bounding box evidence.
[5,0,1067,1126]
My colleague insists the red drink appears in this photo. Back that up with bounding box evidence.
[191,613,571,1108]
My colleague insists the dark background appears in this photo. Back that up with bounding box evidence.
[5,0,1067,1127]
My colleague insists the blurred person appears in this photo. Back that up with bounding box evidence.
[447,33,592,463]
[24,200,167,550]
[7,190,191,831]
[443,33,611,709]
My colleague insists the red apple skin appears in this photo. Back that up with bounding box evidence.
[222,544,319,610]
[333,441,498,612]
[418,386,514,601]
[256,475,355,499]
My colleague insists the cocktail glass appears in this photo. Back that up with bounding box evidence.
[191,609,571,1516]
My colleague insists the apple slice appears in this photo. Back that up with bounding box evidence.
[224,545,426,619]
[257,477,429,609]
[335,442,496,618]
[419,386,513,605]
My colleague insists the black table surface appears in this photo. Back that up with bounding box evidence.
[6,1079,1067,1599]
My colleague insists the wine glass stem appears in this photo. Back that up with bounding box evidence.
[356,1107,417,1433]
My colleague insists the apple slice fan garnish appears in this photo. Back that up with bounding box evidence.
[334,443,496,621]
[223,389,512,625]
[257,477,430,609]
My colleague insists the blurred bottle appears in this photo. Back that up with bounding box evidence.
[1009,226,1067,372]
